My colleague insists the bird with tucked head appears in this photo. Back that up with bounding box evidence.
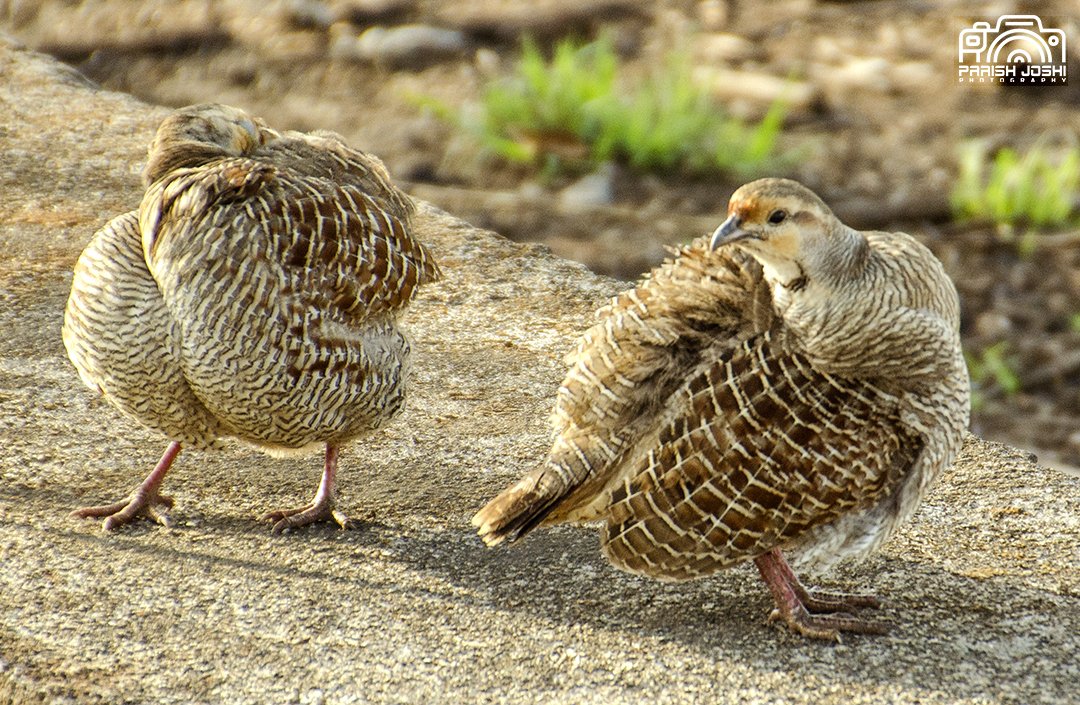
[143,103,275,185]
[64,103,440,534]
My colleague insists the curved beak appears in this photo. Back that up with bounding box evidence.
[254,118,276,147]
[710,215,752,250]
[231,119,259,153]
[235,118,275,152]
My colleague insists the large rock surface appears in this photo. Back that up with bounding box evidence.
[0,36,1077,705]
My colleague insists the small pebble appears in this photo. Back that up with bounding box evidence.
[330,23,467,68]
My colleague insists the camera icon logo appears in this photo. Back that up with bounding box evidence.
[958,14,1066,64]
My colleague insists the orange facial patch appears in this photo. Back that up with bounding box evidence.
[728,195,769,224]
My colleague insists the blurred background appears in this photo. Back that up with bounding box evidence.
[2,0,1078,469]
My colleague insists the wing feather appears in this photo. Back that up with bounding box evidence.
[138,152,434,446]
[473,243,773,544]
[63,211,222,447]
[601,333,921,580]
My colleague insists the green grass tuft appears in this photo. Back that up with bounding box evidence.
[951,139,1080,230]
[448,36,789,176]
[966,342,1021,412]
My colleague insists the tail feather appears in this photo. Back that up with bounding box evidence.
[471,465,571,547]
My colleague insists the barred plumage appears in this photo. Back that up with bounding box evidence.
[473,178,969,639]
[63,212,224,449]
[63,104,440,532]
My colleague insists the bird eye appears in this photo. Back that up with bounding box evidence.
[768,210,787,225]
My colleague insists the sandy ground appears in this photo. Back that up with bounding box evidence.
[0,39,1078,705]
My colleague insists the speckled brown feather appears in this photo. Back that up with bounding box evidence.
[139,153,438,449]
[601,335,922,580]
[472,241,775,541]
[63,211,224,448]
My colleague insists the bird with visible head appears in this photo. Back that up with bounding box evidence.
[63,103,441,533]
[472,177,969,640]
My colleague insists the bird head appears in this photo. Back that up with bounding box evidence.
[710,178,859,293]
[164,103,269,153]
[144,103,272,184]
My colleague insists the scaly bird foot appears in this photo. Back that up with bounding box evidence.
[71,489,176,531]
[768,603,888,641]
[260,500,354,534]
[794,585,882,613]
[262,443,354,534]
[71,441,182,531]
[755,548,887,641]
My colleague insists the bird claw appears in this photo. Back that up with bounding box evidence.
[261,502,354,534]
[71,490,175,531]
[768,605,888,641]
[755,549,887,641]
[799,587,882,613]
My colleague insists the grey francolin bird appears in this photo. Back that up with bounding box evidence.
[473,178,969,640]
[63,104,440,533]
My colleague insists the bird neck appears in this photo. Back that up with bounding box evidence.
[816,225,871,287]
[143,142,236,186]
[766,225,870,318]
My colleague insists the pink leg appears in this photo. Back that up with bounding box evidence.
[754,548,887,641]
[767,548,881,611]
[71,441,181,531]
[260,444,354,534]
